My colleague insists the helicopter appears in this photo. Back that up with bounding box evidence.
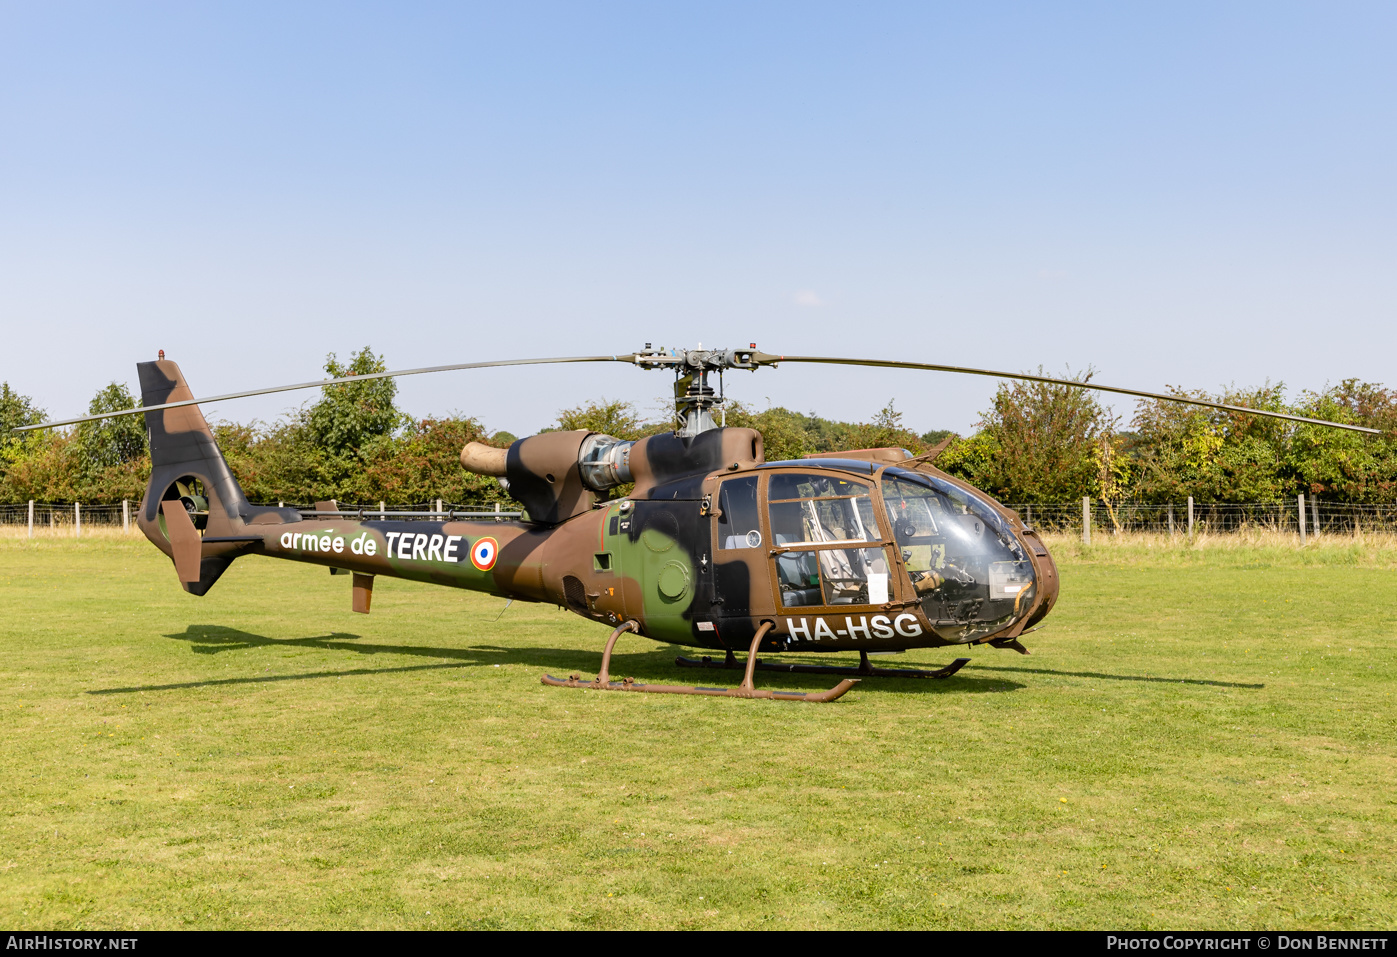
[20,344,1378,703]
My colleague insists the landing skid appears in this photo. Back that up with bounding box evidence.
[539,673,856,702]
[541,620,857,703]
[675,649,972,680]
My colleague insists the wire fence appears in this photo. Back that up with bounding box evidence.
[290,500,521,521]
[5,498,1397,537]
[1010,501,1397,536]
[0,499,519,535]
[0,502,134,532]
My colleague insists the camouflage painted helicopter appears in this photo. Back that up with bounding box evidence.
[22,345,1377,703]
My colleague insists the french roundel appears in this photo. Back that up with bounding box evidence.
[470,537,499,571]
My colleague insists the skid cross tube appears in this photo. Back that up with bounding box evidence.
[540,621,857,702]
[596,618,640,685]
[676,649,973,680]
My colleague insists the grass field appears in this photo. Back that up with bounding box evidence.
[1,532,1394,929]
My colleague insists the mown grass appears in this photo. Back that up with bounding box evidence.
[1,535,1394,929]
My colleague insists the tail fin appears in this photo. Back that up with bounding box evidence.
[136,360,290,595]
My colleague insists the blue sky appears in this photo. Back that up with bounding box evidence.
[2,2,1394,436]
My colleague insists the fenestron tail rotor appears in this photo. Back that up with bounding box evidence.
[14,343,1379,436]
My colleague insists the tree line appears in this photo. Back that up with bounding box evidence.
[3,349,1395,506]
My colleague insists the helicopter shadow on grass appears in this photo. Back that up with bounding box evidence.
[84,625,482,695]
[968,662,1264,690]
[86,625,1022,697]
[94,625,863,697]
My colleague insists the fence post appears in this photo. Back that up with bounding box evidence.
[28,500,34,538]
[1187,496,1194,538]
[1168,504,1175,536]
[1082,497,1091,545]
[122,499,130,533]
[1311,496,1319,537]
[1298,493,1307,545]
[1026,504,1032,526]
[493,502,500,522]
[379,501,386,520]
[435,498,442,516]
[75,502,81,538]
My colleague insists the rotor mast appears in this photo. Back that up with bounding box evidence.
[633,343,764,437]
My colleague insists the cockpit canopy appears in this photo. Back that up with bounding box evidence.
[714,463,1038,644]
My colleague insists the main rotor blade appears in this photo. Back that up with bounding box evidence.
[763,354,1382,435]
[15,354,634,431]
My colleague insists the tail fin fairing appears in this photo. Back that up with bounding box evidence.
[136,360,295,595]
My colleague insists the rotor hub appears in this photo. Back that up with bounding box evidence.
[632,343,775,436]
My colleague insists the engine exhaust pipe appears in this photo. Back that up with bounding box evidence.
[460,435,633,491]
[460,441,508,476]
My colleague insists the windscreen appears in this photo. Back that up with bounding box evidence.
[881,468,1035,643]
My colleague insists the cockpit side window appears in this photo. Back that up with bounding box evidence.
[767,472,889,608]
[716,475,762,549]
[767,473,880,546]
